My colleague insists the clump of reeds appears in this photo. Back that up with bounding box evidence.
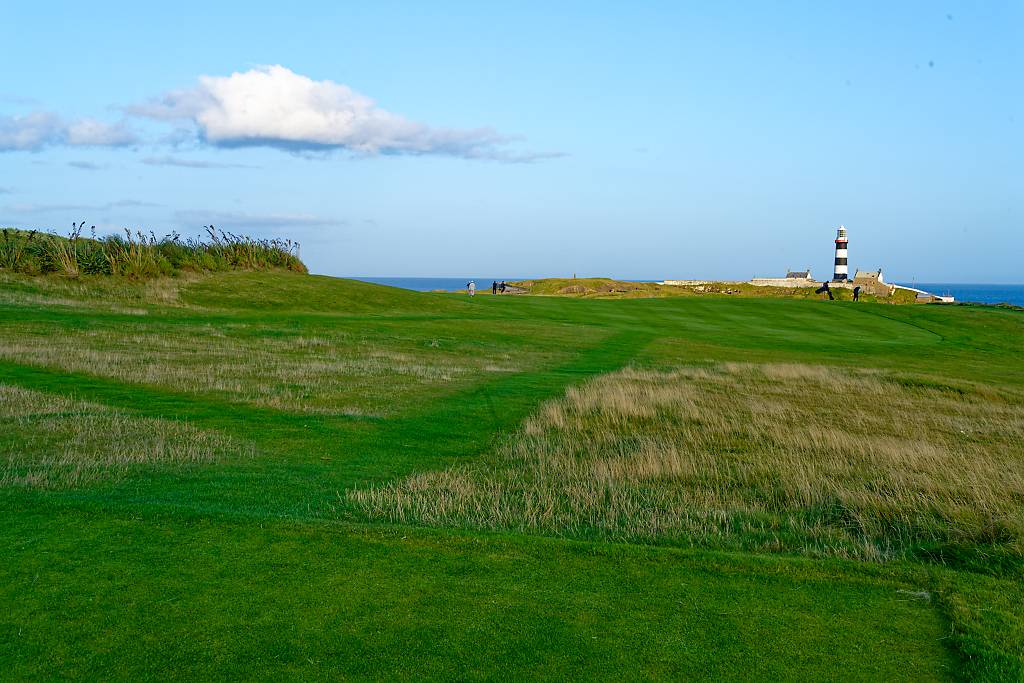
[0,223,306,280]
[1,228,38,272]
[349,363,1024,562]
[46,221,85,277]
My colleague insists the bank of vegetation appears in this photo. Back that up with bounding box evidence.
[0,224,306,279]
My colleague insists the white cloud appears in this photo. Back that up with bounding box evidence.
[2,66,560,162]
[6,199,160,213]
[0,111,138,151]
[0,112,62,151]
[174,209,344,231]
[129,65,553,161]
[141,155,257,169]
[0,94,39,106]
[66,118,137,146]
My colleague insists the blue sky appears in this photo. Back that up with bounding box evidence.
[2,2,1021,281]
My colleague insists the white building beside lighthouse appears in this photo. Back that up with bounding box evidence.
[833,226,849,281]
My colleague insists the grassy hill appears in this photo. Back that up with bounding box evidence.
[511,277,919,303]
[1,270,1021,680]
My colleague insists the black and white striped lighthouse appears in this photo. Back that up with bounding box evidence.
[833,226,849,281]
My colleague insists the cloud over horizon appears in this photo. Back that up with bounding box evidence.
[174,208,345,231]
[5,199,160,214]
[0,112,138,151]
[141,155,258,169]
[129,65,552,161]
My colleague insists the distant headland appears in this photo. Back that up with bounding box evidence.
[664,226,953,303]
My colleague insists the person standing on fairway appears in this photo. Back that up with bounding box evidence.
[492,281,498,295]
[853,285,861,302]
[467,280,476,296]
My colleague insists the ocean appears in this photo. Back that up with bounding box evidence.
[351,277,1024,307]
[896,283,1024,306]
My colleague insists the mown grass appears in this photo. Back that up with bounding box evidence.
[0,506,959,681]
[350,363,1024,563]
[0,271,1022,679]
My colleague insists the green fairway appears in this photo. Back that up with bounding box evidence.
[1,509,957,681]
[1,271,1021,680]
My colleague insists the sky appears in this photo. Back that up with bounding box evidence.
[2,1,1021,282]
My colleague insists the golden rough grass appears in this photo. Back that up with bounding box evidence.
[0,384,242,488]
[0,288,150,315]
[350,363,1024,560]
[0,325,517,415]
[0,272,192,311]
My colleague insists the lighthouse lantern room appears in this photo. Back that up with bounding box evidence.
[833,226,849,282]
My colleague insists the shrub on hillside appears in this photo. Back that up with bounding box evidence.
[0,224,306,279]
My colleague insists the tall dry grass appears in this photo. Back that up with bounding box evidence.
[350,363,1024,560]
[0,324,518,415]
[0,224,305,279]
[0,269,196,312]
[0,384,243,488]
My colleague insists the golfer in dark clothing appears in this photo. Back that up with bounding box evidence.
[853,286,861,302]
[815,282,834,300]
[499,281,506,293]
[492,281,498,295]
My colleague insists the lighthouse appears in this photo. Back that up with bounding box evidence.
[833,226,849,281]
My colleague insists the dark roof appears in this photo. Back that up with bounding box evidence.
[786,270,811,279]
